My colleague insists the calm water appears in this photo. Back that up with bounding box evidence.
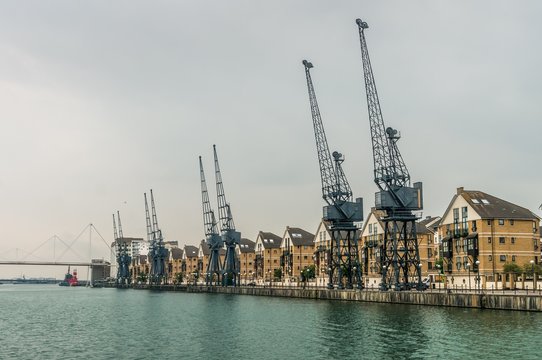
[0,284,540,359]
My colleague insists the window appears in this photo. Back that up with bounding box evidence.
[487,220,492,225]
[510,220,514,226]
[512,255,516,262]
[511,237,516,244]
[489,255,492,262]
[303,256,308,260]
[500,255,506,262]
[488,237,492,244]
[369,224,372,233]
[499,237,505,244]
[498,219,504,226]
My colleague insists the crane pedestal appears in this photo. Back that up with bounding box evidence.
[379,213,423,291]
[327,224,363,290]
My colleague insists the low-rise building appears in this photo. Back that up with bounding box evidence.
[254,231,282,284]
[182,245,199,283]
[313,220,331,287]
[237,238,256,284]
[168,247,184,283]
[280,227,314,283]
[438,187,540,290]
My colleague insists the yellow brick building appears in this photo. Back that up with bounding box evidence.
[280,227,314,283]
[254,231,282,284]
[438,187,540,290]
[237,238,256,284]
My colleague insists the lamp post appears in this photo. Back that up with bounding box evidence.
[436,264,441,291]
[475,260,480,292]
[466,263,471,291]
[381,265,387,291]
[418,263,423,290]
[530,260,535,290]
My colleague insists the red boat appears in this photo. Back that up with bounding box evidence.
[59,266,79,286]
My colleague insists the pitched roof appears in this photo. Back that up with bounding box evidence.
[360,208,387,234]
[170,247,183,260]
[450,188,539,220]
[184,245,199,258]
[285,227,314,247]
[199,239,210,256]
[258,231,282,249]
[239,238,255,253]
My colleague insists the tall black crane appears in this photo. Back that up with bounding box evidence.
[199,156,223,285]
[113,211,131,285]
[302,60,364,289]
[144,190,169,285]
[213,145,241,286]
[356,19,424,291]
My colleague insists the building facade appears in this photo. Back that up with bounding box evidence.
[237,238,256,284]
[254,231,282,284]
[438,187,540,290]
[280,227,315,283]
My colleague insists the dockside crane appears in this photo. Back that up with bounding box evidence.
[302,60,364,289]
[199,156,224,285]
[356,19,424,291]
[213,145,241,286]
[113,211,131,285]
[144,190,169,285]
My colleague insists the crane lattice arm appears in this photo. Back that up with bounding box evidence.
[200,156,220,237]
[117,211,124,240]
[356,19,410,192]
[303,60,352,205]
[150,189,161,241]
[213,145,235,232]
[144,192,153,243]
[113,214,119,241]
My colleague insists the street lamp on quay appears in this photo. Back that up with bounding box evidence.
[475,260,480,292]
[436,264,441,291]
[466,263,471,291]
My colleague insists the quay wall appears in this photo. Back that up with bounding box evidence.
[131,285,542,312]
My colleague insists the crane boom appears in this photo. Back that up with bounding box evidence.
[117,210,124,239]
[356,19,410,193]
[200,156,220,237]
[214,145,236,232]
[302,60,339,205]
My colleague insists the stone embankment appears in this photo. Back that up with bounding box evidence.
[122,284,542,312]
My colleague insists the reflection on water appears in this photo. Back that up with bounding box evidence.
[1,285,541,359]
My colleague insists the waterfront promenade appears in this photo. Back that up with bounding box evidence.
[124,283,542,312]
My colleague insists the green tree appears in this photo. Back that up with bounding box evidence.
[174,272,184,284]
[302,265,316,280]
[273,268,282,281]
[522,263,542,277]
[503,262,523,275]
[136,272,148,283]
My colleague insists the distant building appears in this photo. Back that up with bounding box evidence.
[313,220,331,287]
[182,245,199,282]
[91,259,111,283]
[168,247,184,283]
[254,231,282,284]
[280,227,314,283]
[237,238,256,284]
[438,187,540,290]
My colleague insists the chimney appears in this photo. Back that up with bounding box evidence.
[457,187,464,195]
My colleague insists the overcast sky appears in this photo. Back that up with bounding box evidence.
[1,1,541,279]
